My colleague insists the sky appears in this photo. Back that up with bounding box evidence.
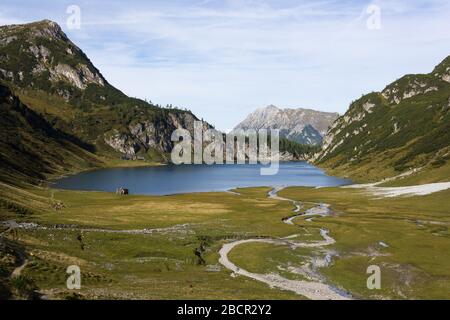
[1,0,450,132]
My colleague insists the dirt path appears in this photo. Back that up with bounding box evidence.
[218,187,352,300]
[1,224,28,278]
[11,251,28,278]
[1,220,192,235]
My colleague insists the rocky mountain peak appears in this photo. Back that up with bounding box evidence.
[0,20,106,96]
[232,105,339,145]
[1,19,66,42]
[29,19,66,39]
[432,55,450,83]
[264,104,279,111]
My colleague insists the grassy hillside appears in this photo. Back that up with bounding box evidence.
[315,56,450,183]
[0,20,207,172]
[0,82,103,185]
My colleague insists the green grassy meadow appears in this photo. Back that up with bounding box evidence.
[1,180,449,299]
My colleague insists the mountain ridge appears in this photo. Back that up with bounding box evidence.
[315,55,450,183]
[0,19,212,181]
[232,105,339,145]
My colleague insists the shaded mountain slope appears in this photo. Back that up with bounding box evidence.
[0,82,102,185]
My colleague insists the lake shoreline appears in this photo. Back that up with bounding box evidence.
[52,162,352,196]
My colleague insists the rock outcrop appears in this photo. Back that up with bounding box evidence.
[0,20,106,95]
[105,113,211,156]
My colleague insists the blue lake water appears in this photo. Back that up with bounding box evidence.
[53,162,352,195]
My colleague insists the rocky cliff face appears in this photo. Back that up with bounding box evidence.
[315,56,450,181]
[232,105,338,145]
[104,113,211,157]
[0,20,211,162]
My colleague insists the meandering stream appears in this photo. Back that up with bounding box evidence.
[218,187,352,300]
